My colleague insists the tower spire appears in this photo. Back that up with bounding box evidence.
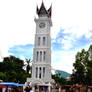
[48,4,52,18]
[36,2,52,18]
[36,5,39,14]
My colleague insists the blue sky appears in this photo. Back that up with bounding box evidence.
[8,44,34,59]
[0,0,92,73]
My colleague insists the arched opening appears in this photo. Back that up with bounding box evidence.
[31,79,44,87]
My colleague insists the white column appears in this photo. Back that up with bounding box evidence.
[32,87,35,92]
[48,85,51,92]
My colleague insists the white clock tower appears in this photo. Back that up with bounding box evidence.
[27,2,53,86]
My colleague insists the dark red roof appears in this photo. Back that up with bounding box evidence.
[0,85,7,88]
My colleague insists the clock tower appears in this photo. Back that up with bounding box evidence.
[27,2,53,86]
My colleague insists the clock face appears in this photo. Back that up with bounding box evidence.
[39,22,45,28]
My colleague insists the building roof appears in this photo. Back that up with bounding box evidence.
[36,2,52,18]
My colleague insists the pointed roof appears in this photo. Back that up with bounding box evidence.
[36,2,52,18]
[36,5,39,14]
[47,5,52,18]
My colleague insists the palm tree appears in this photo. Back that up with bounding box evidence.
[25,59,32,74]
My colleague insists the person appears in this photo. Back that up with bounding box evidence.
[25,86,32,92]
[14,87,19,92]
[5,87,11,92]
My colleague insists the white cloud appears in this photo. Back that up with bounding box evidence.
[0,50,3,62]
[85,31,92,38]
[51,0,92,39]
[61,35,76,50]
[0,0,36,57]
[62,39,72,50]
[20,56,26,61]
[52,50,77,73]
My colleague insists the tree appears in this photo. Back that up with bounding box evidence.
[71,45,92,85]
[0,55,31,83]
[25,59,32,74]
[52,74,68,87]
[0,72,7,81]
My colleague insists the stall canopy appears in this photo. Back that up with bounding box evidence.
[0,82,24,87]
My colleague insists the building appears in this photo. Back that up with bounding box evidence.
[55,70,70,79]
[26,1,53,89]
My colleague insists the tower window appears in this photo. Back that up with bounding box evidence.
[43,51,46,61]
[43,67,45,77]
[38,37,41,46]
[39,67,41,78]
[36,51,39,61]
[43,37,46,45]
[40,51,42,61]
[36,67,38,78]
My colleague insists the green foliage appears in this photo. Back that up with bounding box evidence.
[0,72,7,81]
[71,45,92,85]
[0,55,31,83]
[52,74,71,86]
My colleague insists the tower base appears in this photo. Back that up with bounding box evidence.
[24,78,54,92]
